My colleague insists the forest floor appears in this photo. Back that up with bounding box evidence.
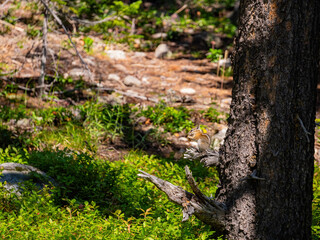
[1,20,320,164]
[0,22,234,160]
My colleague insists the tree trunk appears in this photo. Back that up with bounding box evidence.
[216,0,320,239]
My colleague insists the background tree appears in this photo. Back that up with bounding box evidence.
[140,0,320,239]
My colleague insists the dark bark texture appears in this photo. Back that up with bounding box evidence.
[216,0,320,239]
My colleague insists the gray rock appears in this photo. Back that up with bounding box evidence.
[155,43,171,59]
[105,50,126,60]
[180,88,196,95]
[132,52,147,58]
[114,64,128,73]
[141,76,150,85]
[151,33,167,39]
[0,162,56,195]
[68,68,92,80]
[124,75,141,87]
[108,74,121,81]
[15,118,33,128]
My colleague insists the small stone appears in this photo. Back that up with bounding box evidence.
[141,76,150,84]
[155,43,171,59]
[132,52,147,58]
[105,50,126,60]
[180,88,196,95]
[114,64,128,73]
[151,33,167,39]
[68,68,92,80]
[16,118,33,128]
[124,75,141,87]
[108,74,121,81]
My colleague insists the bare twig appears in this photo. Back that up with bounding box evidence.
[39,0,94,82]
[0,19,24,32]
[71,15,118,26]
[221,50,228,89]
[0,0,11,16]
[38,6,48,97]
[173,4,188,15]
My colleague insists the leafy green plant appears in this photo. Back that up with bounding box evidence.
[202,107,228,123]
[312,164,320,239]
[139,102,194,133]
[26,24,41,38]
[83,36,94,53]
[207,48,223,62]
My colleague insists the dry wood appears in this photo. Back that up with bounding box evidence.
[39,0,94,82]
[137,169,225,230]
[38,6,48,97]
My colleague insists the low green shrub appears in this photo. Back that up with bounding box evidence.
[139,102,194,133]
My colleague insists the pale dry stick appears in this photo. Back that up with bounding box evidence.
[216,55,221,89]
[0,0,11,16]
[173,4,188,15]
[39,0,94,82]
[71,15,118,26]
[38,6,48,97]
[0,19,24,32]
[130,18,135,35]
[221,50,228,89]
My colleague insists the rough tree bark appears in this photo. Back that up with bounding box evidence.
[216,1,320,239]
[139,1,320,239]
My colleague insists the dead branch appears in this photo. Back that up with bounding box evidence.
[38,5,48,97]
[184,166,225,211]
[39,0,94,83]
[70,15,118,26]
[0,0,12,17]
[138,169,226,231]
[184,147,219,167]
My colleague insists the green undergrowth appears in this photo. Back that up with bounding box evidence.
[0,147,220,239]
[0,100,227,151]
[313,164,320,239]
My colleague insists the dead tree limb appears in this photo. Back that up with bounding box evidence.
[70,15,118,26]
[38,5,48,97]
[184,148,219,167]
[137,168,226,231]
[39,0,94,82]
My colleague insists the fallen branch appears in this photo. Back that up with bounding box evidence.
[138,168,225,231]
[184,148,219,167]
[0,0,12,17]
[0,19,24,32]
[70,15,118,26]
